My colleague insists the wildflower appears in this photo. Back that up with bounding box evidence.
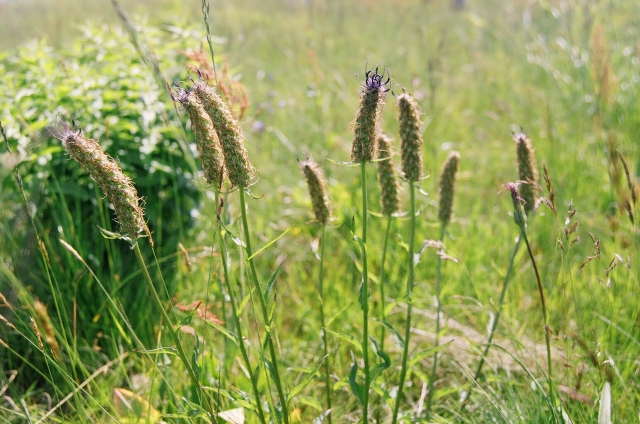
[397,92,423,182]
[376,134,400,216]
[513,131,538,214]
[300,158,331,224]
[438,151,461,226]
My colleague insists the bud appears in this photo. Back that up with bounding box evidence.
[59,122,149,243]
[438,151,461,226]
[513,131,539,214]
[350,67,389,163]
[174,89,226,187]
[300,159,331,225]
[193,80,255,188]
[397,92,423,182]
[376,134,400,216]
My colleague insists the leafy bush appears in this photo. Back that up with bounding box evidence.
[0,22,202,353]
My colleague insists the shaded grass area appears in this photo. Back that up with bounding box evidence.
[1,0,639,422]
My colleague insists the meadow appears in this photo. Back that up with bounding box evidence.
[0,0,639,422]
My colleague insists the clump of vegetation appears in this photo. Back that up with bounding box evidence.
[1,0,639,423]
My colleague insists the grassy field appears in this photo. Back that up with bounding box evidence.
[1,0,639,422]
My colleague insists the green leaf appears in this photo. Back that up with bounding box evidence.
[325,329,362,352]
[348,361,364,406]
[265,259,284,301]
[248,219,300,260]
[135,347,179,356]
[287,359,323,402]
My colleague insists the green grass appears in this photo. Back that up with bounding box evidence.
[1,0,639,422]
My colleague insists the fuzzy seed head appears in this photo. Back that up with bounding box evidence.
[300,159,331,224]
[175,89,226,187]
[438,151,461,226]
[376,134,400,216]
[350,68,388,163]
[193,80,255,188]
[397,93,423,182]
[60,124,149,243]
[513,131,539,214]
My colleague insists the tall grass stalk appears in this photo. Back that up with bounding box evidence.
[318,224,332,423]
[359,162,371,423]
[239,188,289,424]
[214,189,267,424]
[378,216,392,353]
[391,182,416,424]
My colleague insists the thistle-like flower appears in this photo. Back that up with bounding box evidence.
[193,78,255,188]
[58,121,149,244]
[350,66,389,163]
[300,158,331,225]
[376,133,400,216]
[174,88,226,188]
[438,151,461,226]
[397,92,423,182]
[513,131,539,214]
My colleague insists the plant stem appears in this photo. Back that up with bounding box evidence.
[379,216,393,353]
[425,224,446,417]
[520,231,555,413]
[215,191,267,424]
[360,162,371,424]
[133,242,214,421]
[239,188,290,424]
[471,234,522,385]
[391,182,416,424]
[318,224,333,423]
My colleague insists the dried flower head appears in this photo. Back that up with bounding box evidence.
[192,77,255,188]
[174,88,226,187]
[438,151,461,226]
[300,158,331,224]
[350,66,389,163]
[397,92,423,182]
[58,122,149,244]
[513,131,539,214]
[376,134,400,216]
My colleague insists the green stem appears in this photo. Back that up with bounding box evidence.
[391,182,416,424]
[239,188,290,424]
[360,162,370,424]
[318,224,333,423]
[215,191,267,424]
[471,235,522,385]
[520,231,555,414]
[379,216,393,353]
[425,223,446,417]
[133,243,213,421]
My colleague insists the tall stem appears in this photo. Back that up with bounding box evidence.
[391,182,416,424]
[471,235,522,385]
[133,243,214,421]
[425,224,446,417]
[215,191,267,424]
[379,216,393,353]
[239,189,290,424]
[360,162,370,423]
[520,231,555,411]
[318,224,333,423]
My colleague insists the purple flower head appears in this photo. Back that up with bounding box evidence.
[503,182,526,227]
[362,66,390,93]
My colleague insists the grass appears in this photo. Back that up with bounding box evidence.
[1,0,640,422]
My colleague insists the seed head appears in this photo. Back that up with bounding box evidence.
[397,92,423,182]
[350,67,389,163]
[300,159,331,225]
[505,182,526,228]
[193,79,255,188]
[513,131,539,214]
[59,122,149,244]
[174,88,226,188]
[438,151,461,226]
[376,134,400,216]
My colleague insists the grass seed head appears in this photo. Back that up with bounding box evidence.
[438,151,461,226]
[300,159,331,225]
[513,131,539,214]
[59,122,150,244]
[376,133,400,216]
[34,301,60,359]
[398,92,423,182]
[350,66,389,163]
[174,88,226,188]
[193,78,255,188]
